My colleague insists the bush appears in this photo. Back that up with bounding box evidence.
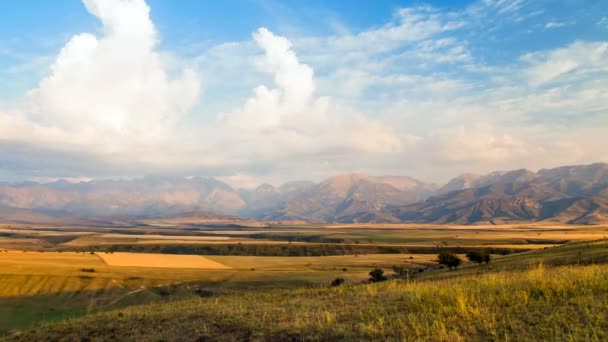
[331,278,345,287]
[438,252,462,269]
[80,268,96,273]
[369,268,387,282]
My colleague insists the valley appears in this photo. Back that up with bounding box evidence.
[1,220,607,336]
[2,0,606,339]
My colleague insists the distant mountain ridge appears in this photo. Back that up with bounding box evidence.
[0,163,607,224]
[388,163,608,225]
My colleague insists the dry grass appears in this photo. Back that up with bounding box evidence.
[96,252,230,269]
[9,264,608,341]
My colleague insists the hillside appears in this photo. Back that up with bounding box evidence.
[8,240,608,341]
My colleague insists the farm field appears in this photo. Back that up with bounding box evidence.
[0,249,429,333]
[2,223,608,336]
[3,223,608,251]
[7,240,608,341]
[97,252,230,269]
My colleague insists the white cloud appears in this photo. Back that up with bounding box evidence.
[218,28,402,160]
[297,5,465,58]
[522,41,608,87]
[490,0,525,14]
[23,0,200,142]
[425,124,531,163]
[544,21,567,29]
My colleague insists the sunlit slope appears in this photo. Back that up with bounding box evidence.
[8,264,608,341]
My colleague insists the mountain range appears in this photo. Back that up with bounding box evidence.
[1,163,607,225]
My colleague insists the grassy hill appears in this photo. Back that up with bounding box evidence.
[7,264,607,341]
[5,239,608,341]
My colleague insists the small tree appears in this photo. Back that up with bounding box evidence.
[438,252,462,269]
[482,252,492,264]
[369,268,387,282]
[466,251,484,264]
[331,278,345,287]
[466,250,491,265]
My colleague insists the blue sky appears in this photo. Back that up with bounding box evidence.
[0,0,607,186]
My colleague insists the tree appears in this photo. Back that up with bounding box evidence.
[482,252,492,264]
[438,252,462,269]
[466,250,491,265]
[369,268,387,282]
[466,251,484,264]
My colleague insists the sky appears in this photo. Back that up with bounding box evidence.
[0,0,607,188]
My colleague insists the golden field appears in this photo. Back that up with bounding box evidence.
[96,252,231,269]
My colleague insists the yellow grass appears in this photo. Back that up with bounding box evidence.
[0,251,111,297]
[97,252,230,269]
[0,251,233,297]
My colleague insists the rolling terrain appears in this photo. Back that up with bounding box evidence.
[6,239,608,341]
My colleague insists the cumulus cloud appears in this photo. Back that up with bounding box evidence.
[218,28,402,160]
[8,0,200,149]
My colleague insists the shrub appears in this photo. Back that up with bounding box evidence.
[369,268,387,282]
[438,252,462,269]
[330,278,345,287]
[80,268,96,273]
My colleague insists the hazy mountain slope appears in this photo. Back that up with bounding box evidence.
[388,164,608,224]
[0,207,113,225]
[255,174,436,221]
[0,176,245,217]
[437,169,536,195]
[238,181,315,217]
[0,163,606,224]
